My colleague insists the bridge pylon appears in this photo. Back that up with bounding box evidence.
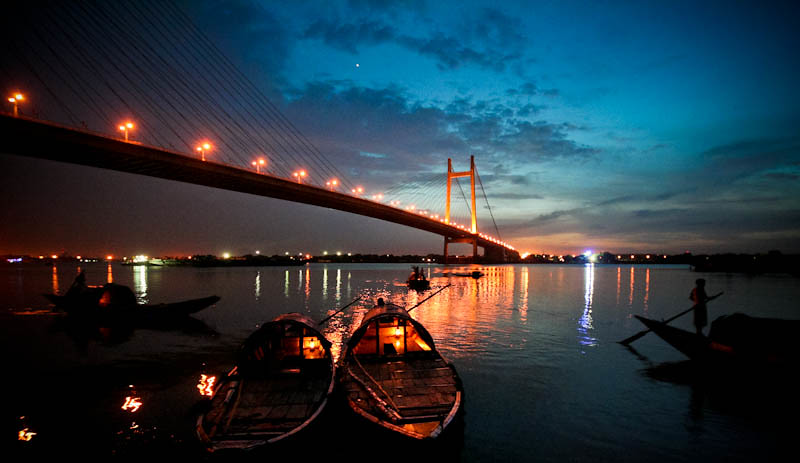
[443,155,477,264]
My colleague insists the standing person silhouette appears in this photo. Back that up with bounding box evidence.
[690,278,709,336]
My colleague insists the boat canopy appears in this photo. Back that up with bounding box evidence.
[238,313,331,376]
[346,305,435,357]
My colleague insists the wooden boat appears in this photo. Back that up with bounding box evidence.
[635,313,800,365]
[43,273,219,321]
[196,313,335,451]
[407,266,431,291]
[339,304,463,440]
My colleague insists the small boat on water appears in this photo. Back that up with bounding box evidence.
[43,271,219,321]
[407,266,431,291]
[452,270,483,279]
[339,302,463,440]
[196,313,335,451]
[635,313,800,366]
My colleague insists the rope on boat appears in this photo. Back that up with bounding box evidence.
[349,354,403,421]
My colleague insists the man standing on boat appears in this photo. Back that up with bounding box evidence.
[690,278,710,336]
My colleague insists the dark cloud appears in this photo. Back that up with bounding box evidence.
[301,7,528,72]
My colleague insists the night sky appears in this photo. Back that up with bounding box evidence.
[2,0,799,257]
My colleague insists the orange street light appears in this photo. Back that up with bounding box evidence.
[351,186,364,195]
[326,179,338,190]
[118,121,134,141]
[8,92,24,117]
[196,142,212,161]
[292,170,307,183]
[251,158,266,173]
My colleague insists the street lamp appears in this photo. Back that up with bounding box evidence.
[7,93,24,117]
[196,142,211,161]
[251,158,266,173]
[326,179,338,190]
[292,170,307,183]
[118,121,134,141]
[351,186,364,196]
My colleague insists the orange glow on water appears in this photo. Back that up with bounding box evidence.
[121,396,142,412]
[197,374,216,397]
[18,428,36,441]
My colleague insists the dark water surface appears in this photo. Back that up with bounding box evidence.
[2,262,798,461]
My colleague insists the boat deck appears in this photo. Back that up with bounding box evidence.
[342,356,460,437]
[203,370,331,441]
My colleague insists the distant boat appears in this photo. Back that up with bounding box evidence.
[44,272,219,323]
[407,266,430,291]
[452,270,483,279]
[196,313,335,451]
[634,313,800,366]
[338,303,463,440]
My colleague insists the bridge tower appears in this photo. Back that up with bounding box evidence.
[443,155,478,264]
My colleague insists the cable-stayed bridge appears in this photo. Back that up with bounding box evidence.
[0,0,519,262]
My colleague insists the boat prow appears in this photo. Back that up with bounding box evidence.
[634,315,711,360]
[196,313,335,452]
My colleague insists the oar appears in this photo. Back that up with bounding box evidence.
[318,295,363,325]
[618,292,723,345]
[407,284,452,313]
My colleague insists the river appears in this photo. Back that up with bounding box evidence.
[2,262,797,461]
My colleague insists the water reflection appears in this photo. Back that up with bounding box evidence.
[644,268,650,312]
[577,263,597,348]
[629,266,635,307]
[107,263,113,284]
[133,265,148,304]
[254,271,261,300]
[121,385,143,413]
[51,265,58,295]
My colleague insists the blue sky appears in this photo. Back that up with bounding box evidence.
[2,0,799,256]
[185,0,800,254]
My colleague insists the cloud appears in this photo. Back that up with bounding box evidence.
[301,7,529,72]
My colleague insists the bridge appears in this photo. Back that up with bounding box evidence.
[0,114,518,262]
[0,1,520,263]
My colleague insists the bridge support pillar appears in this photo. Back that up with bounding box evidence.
[443,236,478,264]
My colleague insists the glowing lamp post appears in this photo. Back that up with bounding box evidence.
[351,186,364,196]
[196,142,211,161]
[118,122,134,141]
[7,93,23,117]
[326,179,338,190]
[251,158,266,173]
[292,170,307,183]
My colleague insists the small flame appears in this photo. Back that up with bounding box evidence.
[18,428,36,441]
[122,396,142,412]
[197,374,216,397]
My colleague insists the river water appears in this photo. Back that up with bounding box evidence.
[2,262,797,461]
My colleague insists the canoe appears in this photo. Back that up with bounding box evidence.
[339,304,463,440]
[634,313,800,365]
[196,313,335,451]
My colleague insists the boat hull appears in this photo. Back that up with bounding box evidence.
[339,305,463,440]
[196,314,335,452]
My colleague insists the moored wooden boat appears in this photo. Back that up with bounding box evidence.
[339,303,462,440]
[196,313,335,451]
[634,313,800,366]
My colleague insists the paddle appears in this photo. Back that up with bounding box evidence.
[318,295,363,325]
[407,284,452,313]
[618,292,723,345]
